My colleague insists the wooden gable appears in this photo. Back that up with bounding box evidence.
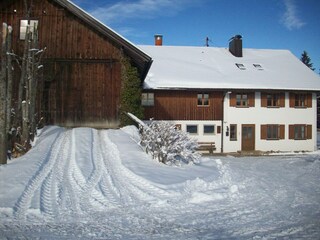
[0,0,151,127]
[143,90,223,121]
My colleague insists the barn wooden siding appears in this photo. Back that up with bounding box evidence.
[1,0,146,127]
[144,90,224,121]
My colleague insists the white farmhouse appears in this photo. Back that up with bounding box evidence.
[140,35,320,153]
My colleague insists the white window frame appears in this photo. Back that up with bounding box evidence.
[20,19,38,40]
[141,93,154,106]
[186,125,198,135]
[197,93,209,106]
[203,125,215,134]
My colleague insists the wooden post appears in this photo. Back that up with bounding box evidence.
[0,23,8,164]
[21,27,31,145]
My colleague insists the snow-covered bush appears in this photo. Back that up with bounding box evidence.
[139,121,201,165]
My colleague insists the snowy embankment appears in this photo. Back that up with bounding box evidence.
[0,126,319,239]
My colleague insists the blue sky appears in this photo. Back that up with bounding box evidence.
[72,0,320,72]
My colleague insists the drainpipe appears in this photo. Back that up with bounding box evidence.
[221,91,231,153]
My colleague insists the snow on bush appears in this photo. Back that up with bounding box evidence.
[139,121,201,165]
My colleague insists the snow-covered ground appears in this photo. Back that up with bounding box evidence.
[0,126,319,239]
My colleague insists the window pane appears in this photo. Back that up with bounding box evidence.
[197,93,209,106]
[267,94,279,107]
[203,94,209,105]
[204,125,215,134]
[236,94,241,106]
[20,20,28,27]
[197,94,202,105]
[20,20,38,40]
[247,127,252,139]
[148,93,154,106]
[141,93,148,105]
[20,29,26,40]
[274,94,279,106]
[301,126,305,139]
[272,126,277,138]
[267,94,272,106]
[141,93,154,106]
[20,20,28,40]
[236,94,248,107]
[294,126,302,139]
[30,20,38,29]
[242,95,248,106]
[267,125,278,139]
[230,124,237,140]
[295,94,306,107]
[300,95,305,107]
[186,125,198,134]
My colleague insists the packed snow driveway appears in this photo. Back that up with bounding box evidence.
[0,126,320,239]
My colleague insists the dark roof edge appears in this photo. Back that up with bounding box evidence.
[143,87,320,92]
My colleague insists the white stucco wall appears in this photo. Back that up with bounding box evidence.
[149,92,317,153]
[223,92,317,153]
[167,120,222,152]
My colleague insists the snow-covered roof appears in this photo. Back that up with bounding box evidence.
[139,45,320,91]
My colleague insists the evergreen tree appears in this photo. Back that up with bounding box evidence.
[119,55,144,126]
[300,51,315,71]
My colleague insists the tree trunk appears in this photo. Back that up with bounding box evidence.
[21,101,28,144]
[0,23,8,164]
[29,26,38,140]
[6,26,13,133]
[15,26,29,128]
[21,27,31,145]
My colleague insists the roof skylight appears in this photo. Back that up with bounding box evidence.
[253,64,263,70]
[235,63,246,70]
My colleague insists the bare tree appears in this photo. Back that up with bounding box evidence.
[1,22,45,163]
[6,26,13,134]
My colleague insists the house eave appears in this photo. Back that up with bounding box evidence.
[143,86,320,92]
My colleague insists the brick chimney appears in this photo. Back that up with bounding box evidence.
[229,35,243,57]
[154,34,163,46]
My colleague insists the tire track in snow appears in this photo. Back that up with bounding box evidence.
[100,131,174,205]
[78,129,112,210]
[13,130,67,219]
[40,170,54,219]
[57,129,83,219]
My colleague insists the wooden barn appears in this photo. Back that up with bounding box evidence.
[0,0,152,127]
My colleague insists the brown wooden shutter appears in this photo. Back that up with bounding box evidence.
[307,125,312,139]
[279,93,285,107]
[248,92,255,107]
[289,93,295,108]
[230,93,236,107]
[217,126,221,134]
[261,92,267,107]
[306,93,312,108]
[279,125,285,139]
[260,125,267,139]
[289,125,295,139]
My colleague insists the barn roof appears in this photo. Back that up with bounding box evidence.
[139,45,320,91]
[54,0,152,79]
